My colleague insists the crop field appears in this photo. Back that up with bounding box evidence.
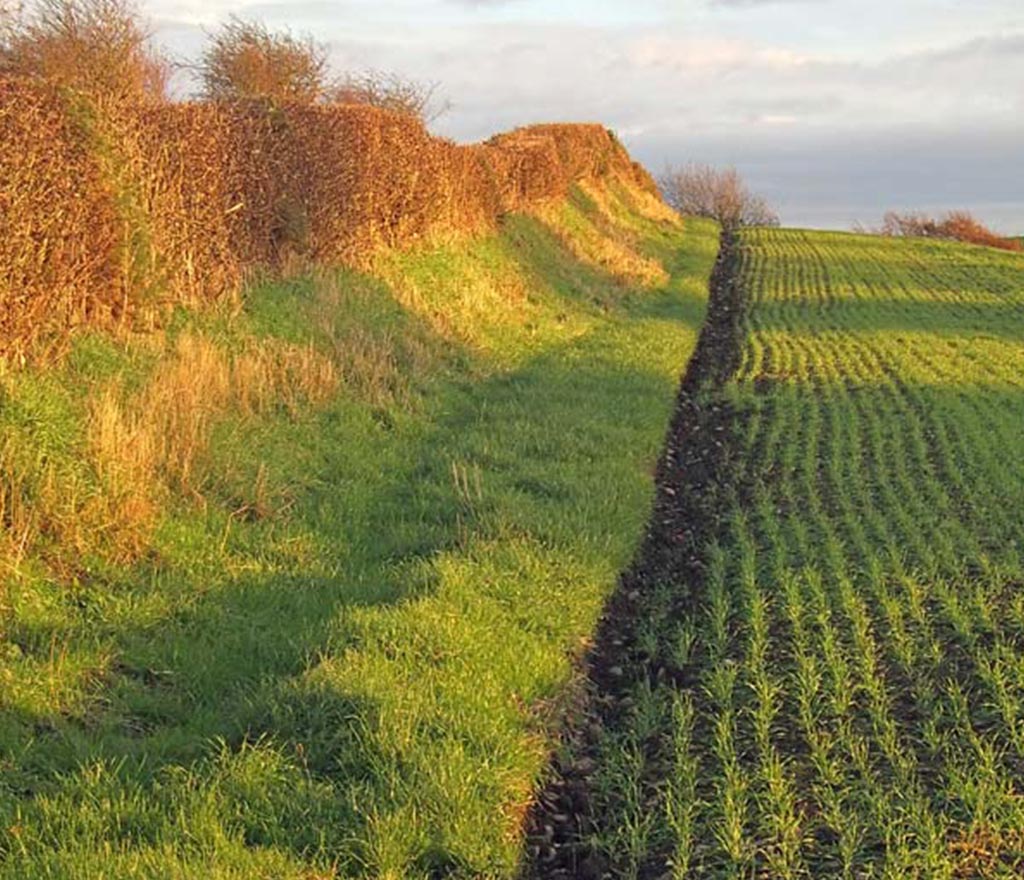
[564,228,1024,879]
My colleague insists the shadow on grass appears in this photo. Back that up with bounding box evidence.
[0,210,714,877]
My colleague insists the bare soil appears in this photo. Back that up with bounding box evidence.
[521,229,747,879]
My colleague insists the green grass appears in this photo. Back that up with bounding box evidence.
[579,227,1024,878]
[0,187,719,878]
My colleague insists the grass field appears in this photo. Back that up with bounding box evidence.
[5,194,1024,880]
[0,183,720,878]
[569,228,1024,879]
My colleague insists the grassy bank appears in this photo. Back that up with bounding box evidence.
[568,227,1024,878]
[0,181,719,878]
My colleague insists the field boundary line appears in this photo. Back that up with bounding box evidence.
[521,227,750,879]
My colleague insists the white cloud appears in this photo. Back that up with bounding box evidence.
[139,0,1024,230]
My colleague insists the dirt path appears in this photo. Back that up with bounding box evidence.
[521,229,747,879]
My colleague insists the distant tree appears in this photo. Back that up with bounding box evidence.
[197,17,329,104]
[332,69,450,125]
[0,0,167,101]
[659,162,779,228]
[879,211,936,238]
[877,210,1021,252]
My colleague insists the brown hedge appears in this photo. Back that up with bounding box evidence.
[0,78,120,359]
[0,79,655,357]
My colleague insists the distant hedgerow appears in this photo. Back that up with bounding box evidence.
[874,210,1021,252]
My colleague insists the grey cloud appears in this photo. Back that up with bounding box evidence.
[887,32,1024,72]
[629,127,1024,232]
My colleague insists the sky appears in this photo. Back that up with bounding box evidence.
[144,0,1024,232]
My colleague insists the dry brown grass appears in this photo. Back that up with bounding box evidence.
[0,249,457,584]
[0,329,339,582]
[100,333,338,497]
[0,408,146,578]
[533,182,670,289]
[0,431,42,579]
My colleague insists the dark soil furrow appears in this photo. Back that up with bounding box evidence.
[521,228,749,879]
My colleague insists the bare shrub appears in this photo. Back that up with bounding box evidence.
[658,162,779,228]
[332,69,450,125]
[0,0,167,101]
[877,210,1021,252]
[197,16,329,104]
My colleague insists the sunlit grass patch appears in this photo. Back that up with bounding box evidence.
[0,183,719,877]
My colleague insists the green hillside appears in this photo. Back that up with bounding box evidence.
[0,182,719,878]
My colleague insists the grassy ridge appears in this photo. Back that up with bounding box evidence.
[0,183,719,878]
[575,228,1024,878]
